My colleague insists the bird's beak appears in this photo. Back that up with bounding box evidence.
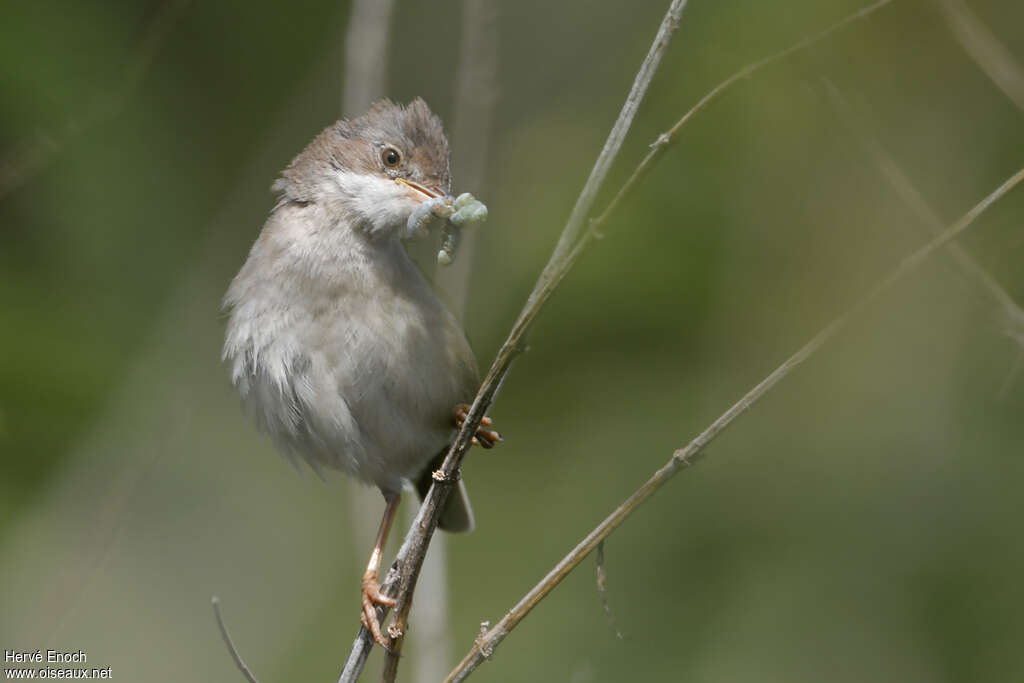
[395,178,450,203]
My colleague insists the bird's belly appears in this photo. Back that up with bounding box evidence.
[276,296,472,491]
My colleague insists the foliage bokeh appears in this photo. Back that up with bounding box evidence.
[2,1,1023,681]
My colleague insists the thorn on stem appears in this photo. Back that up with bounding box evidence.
[595,541,624,640]
[432,468,460,482]
[476,621,495,659]
[649,132,671,149]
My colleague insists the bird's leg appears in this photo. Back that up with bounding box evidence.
[453,403,503,448]
[360,492,400,648]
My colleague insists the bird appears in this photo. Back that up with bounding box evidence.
[221,98,500,647]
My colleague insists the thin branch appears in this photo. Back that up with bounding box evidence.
[936,0,1024,113]
[539,0,899,336]
[212,597,261,683]
[386,0,690,655]
[341,1,909,680]
[822,79,1024,349]
[434,0,501,322]
[342,3,496,682]
[444,166,1024,683]
[338,1,692,680]
[583,0,896,252]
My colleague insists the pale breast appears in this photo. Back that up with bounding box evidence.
[224,205,479,492]
[303,260,477,490]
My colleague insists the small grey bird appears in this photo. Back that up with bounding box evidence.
[222,98,500,646]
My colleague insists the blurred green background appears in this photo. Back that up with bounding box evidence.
[2,0,1023,681]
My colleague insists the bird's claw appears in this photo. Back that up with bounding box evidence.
[453,403,503,448]
[361,571,398,648]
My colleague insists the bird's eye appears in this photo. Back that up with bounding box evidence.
[382,147,401,167]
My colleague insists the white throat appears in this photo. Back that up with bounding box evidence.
[332,170,421,239]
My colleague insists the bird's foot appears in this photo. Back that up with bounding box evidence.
[361,570,397,648]
[453,403,503,448]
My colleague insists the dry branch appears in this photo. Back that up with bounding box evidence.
[337,0,692,680]
[822,80,1024,347]
[580,0,896,257]
[339,1,911,681]
[212,597,260,683]
[444,165,1024,683]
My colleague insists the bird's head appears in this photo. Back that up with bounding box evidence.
[273,98,452,239]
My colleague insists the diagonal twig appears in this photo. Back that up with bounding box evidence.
[822,79,1024,357]
[444,165,1024,683]
[341,1,904,680]
[337,1,693,681]
[576,0,896,260]
[936,0,1024,113]
[212,597,261,683]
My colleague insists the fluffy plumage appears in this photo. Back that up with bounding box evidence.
[223,99,478,530]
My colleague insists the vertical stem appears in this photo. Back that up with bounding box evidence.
[434,0,501,321]
[401,2,500,682]
[341,0,397,117]
[336,2,397,682]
